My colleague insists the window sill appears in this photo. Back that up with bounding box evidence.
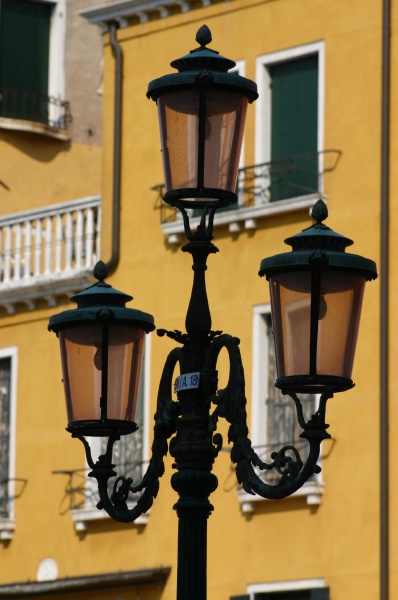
[0,518,15,540]
[238,479,324,513]
[0,116,70,141]
[161,194,321,244]
[71,507,149,532]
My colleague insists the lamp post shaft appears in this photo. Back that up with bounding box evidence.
[170,391,218,600]
[170,236,219,599]
[183,238,218,337]
[170,345,218,599]
[172,465,217,600]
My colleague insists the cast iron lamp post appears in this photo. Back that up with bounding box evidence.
[48,26,377,600]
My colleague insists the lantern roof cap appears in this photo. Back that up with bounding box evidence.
[147,25,258,103]
[48,261,155,334]
[284,199,354,252]
[259,200,378,281]
[170,25,236,73]
[69,261,133,309]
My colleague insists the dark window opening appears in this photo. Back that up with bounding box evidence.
[269,54,319,201]
[0,0,51,123]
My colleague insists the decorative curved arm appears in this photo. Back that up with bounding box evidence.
[205,334,331,500]
[76,347,182,523]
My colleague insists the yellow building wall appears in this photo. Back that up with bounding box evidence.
[0,132,101,213]
[97,1,381,598]
[0,0,384,599]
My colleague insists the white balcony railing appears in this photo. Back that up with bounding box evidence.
[0,195,101,314]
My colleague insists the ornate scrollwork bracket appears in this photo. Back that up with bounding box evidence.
[74,348,182,523]
[204,334,331,500]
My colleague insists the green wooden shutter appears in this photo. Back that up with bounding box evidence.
[255,593,309,600]
[0,0,51,120]
[254,588,329,600]
[270,54,318,201]
[310,589,329,600]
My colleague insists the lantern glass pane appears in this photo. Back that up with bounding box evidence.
[269,270,366,380]
[158,89,199,193]
[59,324,145,427]
[204,90,248,192]
[157,89,248,202]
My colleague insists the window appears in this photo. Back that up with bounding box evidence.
[0,347,18,539]
[71,337,151,530]
[269,55,318,200]
[100,339,147,497]
[253,590,329,600]
[238,305,323,512]
[231,593,329,600]
[263,311,316,483]
[255,42,324,205]
[0,0,51,121]
[0,0,69,137]
[241,578,329,600]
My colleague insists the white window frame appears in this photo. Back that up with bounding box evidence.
[255,41,325,206]
[71,335,152,531]
[0,346,18,540]
[48,0,66,102]
[247,578,327,598]
[238,304,323,513]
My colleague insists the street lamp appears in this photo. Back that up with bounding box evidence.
[48,26,377,600]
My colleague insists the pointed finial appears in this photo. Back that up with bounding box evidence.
[93,260,108,283]
[311,199,328,225]
[196,24,212,48]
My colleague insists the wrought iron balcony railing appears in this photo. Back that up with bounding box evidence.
[0,196,101,313]
[54,459,146,514]
[154,150,341,233]
[53,457,148,531]
[0,88,72,140]
[252,439,313,486]
[237,439,325,511]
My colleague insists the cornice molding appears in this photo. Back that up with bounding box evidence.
[79,0,218,29]
[0,568,171,596]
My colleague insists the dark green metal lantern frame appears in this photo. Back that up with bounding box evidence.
[48,261,155,437]
[147,24,258,209]
[259,200,377,394]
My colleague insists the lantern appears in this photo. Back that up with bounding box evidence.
[147,25,258,209]
[259,200,378,394]
[48,262,155,436]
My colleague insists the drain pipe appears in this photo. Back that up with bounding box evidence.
[105,22,123,275]
[380,1,390,599]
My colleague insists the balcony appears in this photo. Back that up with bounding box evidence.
[154,150,341,243]
[0,196,101,314]
[0,88,72,141]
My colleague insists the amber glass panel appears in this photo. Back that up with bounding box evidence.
[157,89,248,202]
[269,270,365,379]
[59,324,145,427]
[270,271,312,378]
[158,89,199,192]
[203,90,248,192]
